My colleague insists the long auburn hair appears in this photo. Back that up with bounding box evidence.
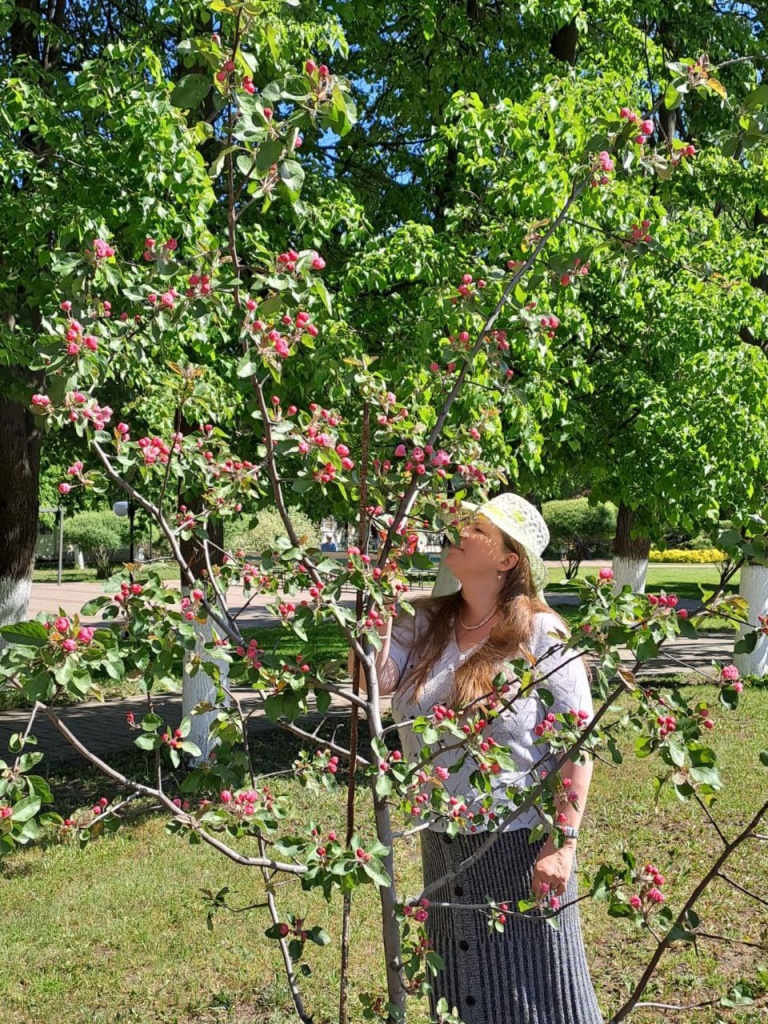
[394,529,590,717]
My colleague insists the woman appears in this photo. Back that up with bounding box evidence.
[376,492,603,1024]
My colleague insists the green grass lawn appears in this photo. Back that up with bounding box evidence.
[547,562,740,600]
[1,687,767,1023]
[33,562,182,584]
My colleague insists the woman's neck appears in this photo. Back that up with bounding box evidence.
[458,580,501,626]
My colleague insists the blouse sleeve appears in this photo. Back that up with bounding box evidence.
[386,606,423,684]
[531,612,594,723]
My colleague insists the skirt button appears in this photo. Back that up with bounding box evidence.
[454,885,464,896]
[459,940,469,951]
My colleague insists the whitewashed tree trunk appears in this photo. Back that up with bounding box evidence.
[611,555,649,596]
[734,562,768,678]
[74,547,85,569]
[0,577,32,630]
[611,501,651,596]
[182,611,231,764]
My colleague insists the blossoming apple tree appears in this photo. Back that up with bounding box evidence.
[2,11,768,1023]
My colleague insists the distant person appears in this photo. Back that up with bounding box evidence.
[320,536,338,552]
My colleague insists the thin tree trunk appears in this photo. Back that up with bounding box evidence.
[611,501,651,595]
[0,399,41,627]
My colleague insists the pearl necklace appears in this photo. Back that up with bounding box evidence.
[458,604,498,631]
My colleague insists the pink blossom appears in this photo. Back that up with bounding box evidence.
[31,394,51,407]
[58,482,71,495]
[721,664,740,682]
[598,567,613,580]
[77,627,95,644]
[61,638,78,653]
[598,150,614,172]
[54,617,70,633]
[92,238,115,259]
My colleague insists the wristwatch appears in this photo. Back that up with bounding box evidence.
[560,825,579,840]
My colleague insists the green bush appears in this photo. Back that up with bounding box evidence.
[541,498,617,575]
[63,511,129,578]
[225,506,320,557]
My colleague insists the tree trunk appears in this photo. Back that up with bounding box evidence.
[611,501,651,595]
[734,563,768,679]
[0,399,41,627]
[549,19,578,65]
[180,514,231,763]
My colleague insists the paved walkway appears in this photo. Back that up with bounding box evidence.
[1,575,737,764]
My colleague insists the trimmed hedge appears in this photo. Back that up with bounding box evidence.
[648,548,728,563]
[542,498,617,558]
[225,506,320,556]
[63,511,130,578]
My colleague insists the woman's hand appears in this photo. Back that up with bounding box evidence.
[531,839,575,900]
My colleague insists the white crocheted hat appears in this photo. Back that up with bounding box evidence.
[431,492,550,603]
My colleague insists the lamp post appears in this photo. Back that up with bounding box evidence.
[112,499,135,562]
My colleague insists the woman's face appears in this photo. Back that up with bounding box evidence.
[444,514,519,580]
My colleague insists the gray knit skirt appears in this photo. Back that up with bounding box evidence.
[419,826,604,1024]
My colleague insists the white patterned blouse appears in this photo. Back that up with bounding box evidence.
[389,605,594,834]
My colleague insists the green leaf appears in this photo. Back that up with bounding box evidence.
[135,734,160,751]
[256,138,284,171]
[636,636,658,661]
[362,859,392,887]
[375,774,393,798]
[745,83,768,109]
[12,795,41,823]
[667,737,686,768]
[277,159,305,195]
[0,621,49,647]
[170,74,212,109]
[237,351,258,378]
[664,82,683,111]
